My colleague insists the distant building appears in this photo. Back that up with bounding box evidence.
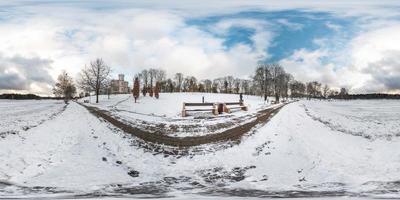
[110,74,130,94]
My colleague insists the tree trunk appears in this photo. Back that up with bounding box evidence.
[275,93,279,103]
[96,89,99,103]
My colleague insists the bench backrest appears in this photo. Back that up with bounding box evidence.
[224,102,242,105]
[184,102,215,106]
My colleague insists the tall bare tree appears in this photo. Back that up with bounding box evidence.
[253,64,272,101]
[53,70,76,103]
[202,79,212,93]
[306,81,322,99]
[174,73,184,92]
[79,58,111,103]
[322,84,330,99]
[139,69,149,96]
[290,80,306,98]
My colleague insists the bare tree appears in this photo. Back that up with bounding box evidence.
[241,79,251,95]
[322,84,330,99]
[233,78,241,94]
[174,73,184,92]
[139,69,149,96]
[253,64,273,101]
[339,87,348,99]
[155,69,166,83]
[148,68,157,91]
[306,81,322,99]
[202,79,212,93]
[79,58,111,103]
[184,76,197,92]
[270,63,286,102]
[279,73,292,100]
[290,80,306,98]
[53,70,76,103]
[165,79,175,92]
[253,65,265,97]
[212,79,219,93]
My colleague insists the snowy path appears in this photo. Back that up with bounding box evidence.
[0,101,399,199]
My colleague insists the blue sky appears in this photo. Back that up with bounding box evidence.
[0,1,400,94]
[187,10,356,62]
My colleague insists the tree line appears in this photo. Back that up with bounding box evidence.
[134,63,348,103]
[51,57,376,104]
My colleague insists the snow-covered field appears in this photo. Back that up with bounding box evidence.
[0,100,66,137]
[0,96,400,199]
[303,100,400,140]
[79,93,275,137]
[80,93,272,118]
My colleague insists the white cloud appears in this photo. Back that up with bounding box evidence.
[348,24,400,92]
[1,1,400,94]
[276,19,303,30]
[280,23,400,93]
[325,22,341,31]
[0,54,54,95]
[0,7,273,94]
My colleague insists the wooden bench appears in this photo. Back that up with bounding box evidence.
[223,102,248,113]
[182,102,218,117]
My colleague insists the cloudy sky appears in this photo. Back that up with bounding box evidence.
[0,0,400,95]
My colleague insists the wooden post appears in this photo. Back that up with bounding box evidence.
[223,103,230,113]
[182,103,186,117]
[212,104,218,115]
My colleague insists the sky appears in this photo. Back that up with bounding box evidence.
[0,0,400,95]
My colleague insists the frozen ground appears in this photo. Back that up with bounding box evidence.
[303,100,400,140]
[0,100,66,137]
[80,93,271,118]
[79,93,277,137]
[0,98,399,199]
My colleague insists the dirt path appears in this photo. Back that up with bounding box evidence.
[78,102,287,147]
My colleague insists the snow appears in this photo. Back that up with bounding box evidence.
[78,93,276,137]
[0,97,400,199]
[0,99,65,136]
[80,93,271,118]
[302,99,400,140]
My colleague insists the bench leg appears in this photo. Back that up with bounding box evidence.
[223,104,230,113]
[212,108,218,115]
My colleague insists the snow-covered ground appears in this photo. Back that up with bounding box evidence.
[0,99,65,137]
[0,98,399,199]
[302,99,400,140]
[78,93,276,137]
[80,93,271,118]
